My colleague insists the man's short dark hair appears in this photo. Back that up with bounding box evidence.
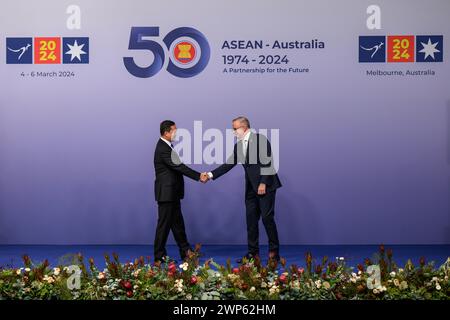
[160,120,175,136]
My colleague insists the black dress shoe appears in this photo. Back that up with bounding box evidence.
[268,251,280,262]
[236,253,259,264]
[161,257,177,264]
[180,247,196,261]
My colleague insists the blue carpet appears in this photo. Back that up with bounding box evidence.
[0,245,449,269]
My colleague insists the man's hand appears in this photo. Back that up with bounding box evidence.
[200,172,210,183]
[257,183,266,195]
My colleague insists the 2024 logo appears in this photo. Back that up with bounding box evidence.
[123,27,210,78]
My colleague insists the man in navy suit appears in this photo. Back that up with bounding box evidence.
[203,117,282,263]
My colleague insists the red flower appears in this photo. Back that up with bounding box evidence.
[190,276,198,285]
[297,268,305,275]
[168,263,177,273]
[126,290,133,298]
[232,268,239,274]
[315,265,323,275]
[329,262,337,273]
[122,281,132,290]
[279,274,287,283]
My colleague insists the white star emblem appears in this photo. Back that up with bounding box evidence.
[65,40,86,62]
[419,38,440,60]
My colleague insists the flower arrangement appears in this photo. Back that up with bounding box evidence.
[0,245,448,300]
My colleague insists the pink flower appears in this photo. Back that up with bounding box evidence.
[190,276,198,285]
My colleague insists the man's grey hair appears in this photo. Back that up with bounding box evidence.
[232,116,251,129]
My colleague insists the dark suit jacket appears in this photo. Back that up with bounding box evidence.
[154,139,200,202]
[211,132,282,193]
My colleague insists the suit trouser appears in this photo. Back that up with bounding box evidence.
[245,182,280,255]
[154,200,190,261]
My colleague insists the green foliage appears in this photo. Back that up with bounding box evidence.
[0,246,449,300]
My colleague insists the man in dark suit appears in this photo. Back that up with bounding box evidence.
[154,120,205,263]
[204,116,282,262]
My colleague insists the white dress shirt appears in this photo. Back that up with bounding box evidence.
[241,130,251,158]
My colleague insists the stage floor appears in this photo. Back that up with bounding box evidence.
[0,245,449,268]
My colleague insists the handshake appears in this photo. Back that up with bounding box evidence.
[199,172,210,184]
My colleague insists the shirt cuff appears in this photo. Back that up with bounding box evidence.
[207,172,213,179]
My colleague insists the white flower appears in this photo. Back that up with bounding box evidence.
[24,268,31,272]
[250,286,256,292]
[179,262,189,271]
[390,271,396,277]
[53,267,60,276]
[357,271,362,275]
[97,272,106,280]
[291,280,300,289]
[400,281,408,290]
[436,284,441,290]
[269,285,279,295]
[315,280,322,288]
[43,275,55,284]
[393,279,400,287]
[323,281,331,289]
[351,272,357,278]
[373,288,379,294]
[16,268,23,275]
[339,257,345,261]
[133,269,141,278]
[174,279,185,293]
[398,268,404,273]
[261,281,267,288]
